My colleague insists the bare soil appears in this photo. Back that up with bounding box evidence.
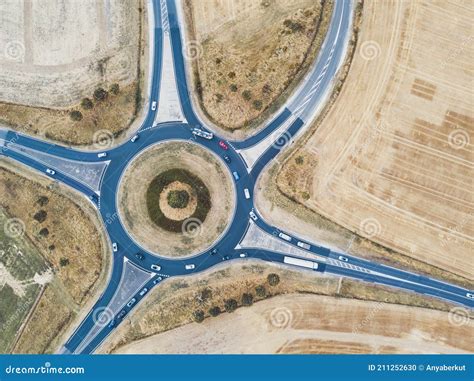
[114,294,472,354]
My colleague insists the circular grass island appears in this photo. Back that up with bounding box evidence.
[118,141,235,258]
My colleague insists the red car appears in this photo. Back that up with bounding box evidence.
[218,140,228,150]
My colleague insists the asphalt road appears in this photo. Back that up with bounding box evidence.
[0,0,472,355]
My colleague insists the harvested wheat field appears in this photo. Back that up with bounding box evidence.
[274,0,473,280]
[0,0,148,145]
[112,294,472,354]
[183,0,333,137]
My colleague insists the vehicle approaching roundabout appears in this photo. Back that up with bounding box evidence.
[0,0,471,356]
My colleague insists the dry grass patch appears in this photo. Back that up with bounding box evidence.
[184,0,333,134]
[0,158,109,353]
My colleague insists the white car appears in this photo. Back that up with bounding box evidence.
[151,101,157,111]
[239,253,247,258]
[97,152,107,158]
[151,264,161,271]
[153,276,163,285]
[244,188,250,199]
[466,293,474,299]
[249,211,258,221]
[112,243,118,252]
[130,134,139,142]
[278,232,292,242]
[46,168,55,175]
[185,264,195,270]
[338,256,348,262]
[126,298,136,308]
[139,288,148,297]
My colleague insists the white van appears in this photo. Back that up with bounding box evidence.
[297,241,311,250]
[244,188,250,199]
[97,152,107,158]
[185,264,195,270]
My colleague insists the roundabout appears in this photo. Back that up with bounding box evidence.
[117,141,235,258]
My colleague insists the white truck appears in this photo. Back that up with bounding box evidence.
[283,256,318,270]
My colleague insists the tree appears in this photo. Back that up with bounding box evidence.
[93,87,108,101]
[242,90,252,101]
[110,83,120,95]
[39,228,49,237]
[33,210,47,223]
[255,285,266,298]
[224,299,238,313]
[267,273,280,286]
[69,110,83,121]
[59,257,70,267]
[193,310,205,323]
[81,98,93,110]
[199,288,212,301]
[229,84,238,92]
[252,100,263,110]
[208,306,221,317]
[241,293,254,306]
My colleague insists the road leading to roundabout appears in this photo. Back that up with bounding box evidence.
[117,141,235,258]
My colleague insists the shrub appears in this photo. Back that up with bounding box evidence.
[59,257,70,267]
[215,93,224,103]
[93,87,108,101]
[255,285,266,298]
[167,190,190,209]
[69,110,83,121]
[33,210,47,223]
[193,310,205,323]
[215,58,222,64]
[242,90,252,101]
[36,196,49,206]
[81,98,93,110]
[252,100,263,110]
[228,71,236,79]
[224,299,238,313]
[229,84,238,92]
[110,83,120,95]
[209,306,221,317]
[198,288,212,302]
[267,273,280,286]
[241,293,254,306]
[295,156,304,165]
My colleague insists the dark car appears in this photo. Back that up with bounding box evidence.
[135,252,145,261]
[223,155,231,163]
[117,310,126,319]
